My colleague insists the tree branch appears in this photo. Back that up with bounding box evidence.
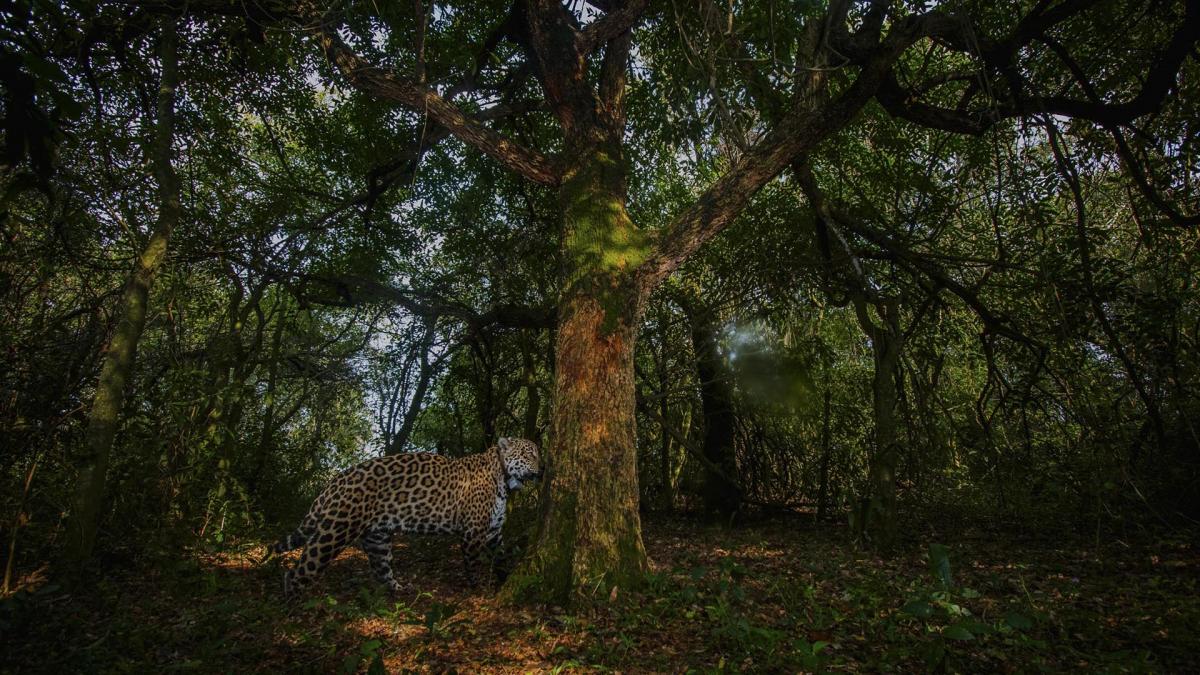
[443,3,523,101]
[636,11,945,296]
[794,160,1035,347]
[291,272,555,331]
[878,0,1199,132]
[310,13,561,186]
[597,4,635,123]
[579,0,648,55]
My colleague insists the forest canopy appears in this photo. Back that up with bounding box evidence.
[2,0,1199,668]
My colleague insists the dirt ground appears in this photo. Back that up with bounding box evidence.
[3,515,1198,673]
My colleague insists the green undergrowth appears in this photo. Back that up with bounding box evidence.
[2,517,1197,673]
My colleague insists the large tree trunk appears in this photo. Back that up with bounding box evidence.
[502,143,649,605]
[65,25,179,567]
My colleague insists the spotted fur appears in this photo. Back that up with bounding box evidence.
[272,437,541,596]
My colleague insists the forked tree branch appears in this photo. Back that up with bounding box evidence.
[635,11,947,296]
[640,0,1198,298]
[877,0,1199,134]
[311,20,561,186]
[136,0,563,185]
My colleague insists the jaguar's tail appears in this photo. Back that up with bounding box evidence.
[271,530,306,554]
[271,519,316,555]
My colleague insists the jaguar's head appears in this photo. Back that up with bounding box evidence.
[497,437,542,491]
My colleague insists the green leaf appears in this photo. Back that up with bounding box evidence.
[367,652,387,675]
[360,639,382,654]
[942,623,974,641]
[960,619,992,635]
[901,600,934,618]
[1004,611,1034,630]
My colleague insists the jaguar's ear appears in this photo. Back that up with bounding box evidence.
[498,437,511,451]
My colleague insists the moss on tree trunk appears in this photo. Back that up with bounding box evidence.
[502,143,649,605]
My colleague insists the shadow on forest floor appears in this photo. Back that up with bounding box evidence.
[2,515,1198,673]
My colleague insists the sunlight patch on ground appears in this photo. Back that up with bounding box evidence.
[5,519,1199,673]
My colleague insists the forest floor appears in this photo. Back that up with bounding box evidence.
[2,514,1198,673]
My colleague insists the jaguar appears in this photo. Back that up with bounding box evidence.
[271,437,541,595]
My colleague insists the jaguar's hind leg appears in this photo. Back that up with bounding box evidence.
[360,528,403,592]
[284,525,356,596]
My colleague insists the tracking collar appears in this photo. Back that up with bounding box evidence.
[495,444,512,488]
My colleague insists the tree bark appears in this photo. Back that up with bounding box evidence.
[502,142,648,604]
[853,298,903,549]
[680,297,741,518]
[65,24,180,568]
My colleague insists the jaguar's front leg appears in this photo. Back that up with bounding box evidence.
[484,528,508,585]
[460,528,488,587]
